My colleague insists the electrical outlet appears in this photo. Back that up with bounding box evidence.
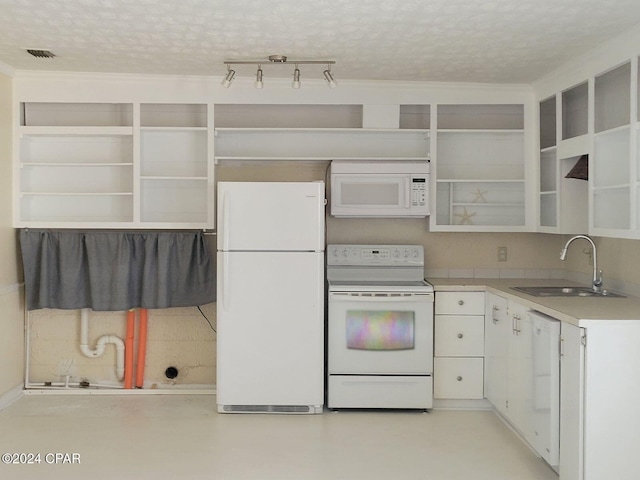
[498,246,508,262]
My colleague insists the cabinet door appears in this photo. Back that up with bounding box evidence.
[530,312,560,468]
[559,323,585,480]
[507,301,534,440]
[484,293,509,416]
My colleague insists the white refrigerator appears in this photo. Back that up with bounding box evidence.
[216,181,325,414]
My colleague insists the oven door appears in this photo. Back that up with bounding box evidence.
[328,292,434,375]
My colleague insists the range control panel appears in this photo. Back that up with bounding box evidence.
[327,244,424,266]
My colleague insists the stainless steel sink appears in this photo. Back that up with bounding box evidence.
[511,286,625,298]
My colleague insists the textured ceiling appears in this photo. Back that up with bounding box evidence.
[1,0,640,83]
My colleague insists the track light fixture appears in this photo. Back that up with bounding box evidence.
[222,55,336,88]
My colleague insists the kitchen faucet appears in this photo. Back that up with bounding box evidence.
[560,235,603,293]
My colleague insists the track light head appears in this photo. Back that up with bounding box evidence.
[292,66,301,89]
[255,66,263,89]
[323,67,337,88]
[221,67,235,88]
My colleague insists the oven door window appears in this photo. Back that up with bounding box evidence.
[346,310,415,350]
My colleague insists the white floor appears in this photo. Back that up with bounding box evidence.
[0,394,558,480]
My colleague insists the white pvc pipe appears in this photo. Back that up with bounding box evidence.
[79,308,126,381]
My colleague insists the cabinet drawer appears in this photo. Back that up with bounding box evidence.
[434,357,484,399]
[435,292,485,315]
[434,315,485,357]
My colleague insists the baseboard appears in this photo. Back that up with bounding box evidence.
[432,398,493,410]
[0,384,24,411]
[23,384,215,396]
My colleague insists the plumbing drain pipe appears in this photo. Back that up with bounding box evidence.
[124,309,136,389]
[79,308,126,381]
[135,308,148,388]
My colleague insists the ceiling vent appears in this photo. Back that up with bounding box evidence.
[26,49,55,59]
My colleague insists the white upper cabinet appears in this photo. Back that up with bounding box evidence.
[213,104,430,163]
[535,47,640,239]
[139,104,212,226]
[13,75,533,231]
[432,104,527,232]
[15,102,214,229]
[592,62,632,234]
[539,96,558,231]
[537,90,589,235]
[17,103,135,226]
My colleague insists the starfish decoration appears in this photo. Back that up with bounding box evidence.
[471,187,488,203]
[454,207,476,225]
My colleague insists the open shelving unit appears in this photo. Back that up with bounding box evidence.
[432,104,526,231]
[140,103,211,226]
[15,102,214,229]
[213,104,431,164]
[538,84,590,235]
[17,103,135,226]
[538,95,558,229]
[592,62,632,233]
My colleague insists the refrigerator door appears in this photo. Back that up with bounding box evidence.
[217,182,325,252]
[216,251,324,411]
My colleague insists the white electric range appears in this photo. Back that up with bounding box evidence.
[326,244,434,410]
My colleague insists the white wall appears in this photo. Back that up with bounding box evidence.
[0,71,24,398]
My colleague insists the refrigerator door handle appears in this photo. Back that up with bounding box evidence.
[222,252,230,311]
[222,190,230,251]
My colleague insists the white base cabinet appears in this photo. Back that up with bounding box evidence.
[484,292,560,469]
[434,292,485,399]
[484,292,510,417]
[560,321,640,480]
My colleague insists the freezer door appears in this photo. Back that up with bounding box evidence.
[217,182,325,251]
[216,251,324,408]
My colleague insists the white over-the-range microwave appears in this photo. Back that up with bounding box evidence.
[330,160,430,217]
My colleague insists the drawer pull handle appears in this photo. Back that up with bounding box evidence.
[457,376,463,381]
[457,333,464,339]
[458,300,464,306]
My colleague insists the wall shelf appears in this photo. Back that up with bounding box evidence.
[214,126,430,160]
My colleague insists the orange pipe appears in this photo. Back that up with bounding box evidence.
[124,309,135,389]
[135,308,148,389]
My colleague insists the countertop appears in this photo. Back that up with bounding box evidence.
[428,278,640,326]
